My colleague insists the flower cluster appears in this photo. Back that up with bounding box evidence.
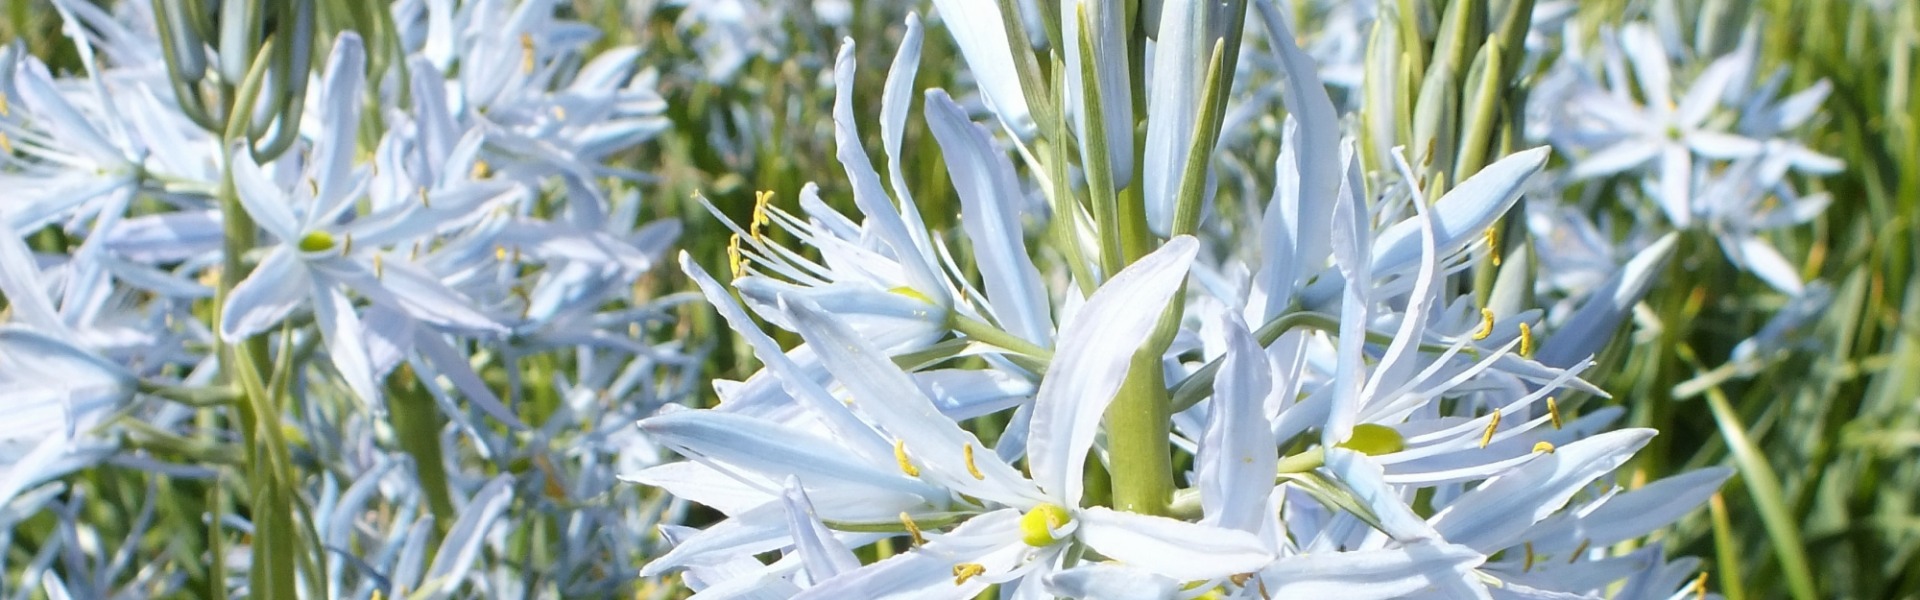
[2,0,692,596]
[633,2,1748,598]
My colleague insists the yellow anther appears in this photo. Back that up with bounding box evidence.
[628,322,641,338]
[1518,322,1534,357]
[963,443,985,480]
[1523,541,1537,572]
[551,105,567,120]
[1533,441,1556,454]
[339,233,354,256]
[470,159,493,179]
[1568,538,1591,563]
[1485,226,1501,266]
[520,33,536,74]
[496,245,509,261]
[409,241,422,260]
[372,253,385,279]
[1479,411,1502,448]
[750,191,772,243]
[889,286,932,304]
[727,234,745,279]
[1546,396,1563,430]
[1019,503,1072,547]
[306,177,318,197]
[951,563,986,585]
[899,512,925,546]
[0,131,12,154]
[1474,308,1494,341]
[1691,572,1708,600]
[419,187,431,208]
[0,93,9,116]
[893,439,919,477]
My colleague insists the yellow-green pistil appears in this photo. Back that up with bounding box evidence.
[1019,503,1072,547]
[297,230,336,253]
[1337,423,1407,456]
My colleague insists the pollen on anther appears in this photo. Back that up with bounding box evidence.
[495,245,509,261]
[1485,226,1501,266]
[893,440,920,477]
[1523,541,1537,572]
[418,187,431,208]
[1546,396,1563,430]
[1474,308,1494,340]
[1533,441,1556,454]
[1568,538,1591,563]
[519,33,536,74]
[727,234,746,279]
[372,254,385,279]
[899,512,925,546]
[951,563,985,585]
[963,443,985,480]
[1691,572,1708,599]
[340,233,354,256]
[1518,322,1534,357]
[1480,410,1502,448]
[470,159,493,179]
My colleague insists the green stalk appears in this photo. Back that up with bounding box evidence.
[390,366,457,538]
[1704,385,1818,600]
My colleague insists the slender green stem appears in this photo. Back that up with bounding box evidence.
[1105,288,1187,515]
[949,312,1055,363]
[1704,384,1818,600]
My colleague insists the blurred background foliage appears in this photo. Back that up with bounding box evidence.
[3,0,1917,598]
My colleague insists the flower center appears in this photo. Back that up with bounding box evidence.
[1019,503,1072,547]
[1337,423,1406,456]
[298,230,336,253]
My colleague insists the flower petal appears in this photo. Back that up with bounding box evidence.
[219,248,311,340]
[1199,310,1277,533]
[1075,507,1272,581]
[925,90,1053,344]
[1429,429,1656,553]
[1029,237,1197,504]
[1250,541,1486,600]
[781,476,863,582]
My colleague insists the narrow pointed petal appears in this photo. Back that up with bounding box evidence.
[880,13,934,259]
[1372,147,1550,275]
[830,41,948,304]
[636,410,942,503]
[794,510,1027,600]
[418,475,514,599]
[1251,541,1485,600]
[1430,429,1656,553]
[781,477,862,581]
[1568,139,1659,179]
[1199,310,1277,533]
[1075,507,1272,581]
[219,248,311,340]
[1534,233,1678,369]
[1046,564,1180,600]
[782,298,1040,506]
[925,1,1033,136]
[1029,237,1198,505]
[228,148,301,242]
[1729,235,1802,294]
[312,284,382,411]
[925,90,1053,344]
[1254,1,1340,294]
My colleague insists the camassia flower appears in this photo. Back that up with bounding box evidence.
[637,239,1272,596]
[219,34,506,408]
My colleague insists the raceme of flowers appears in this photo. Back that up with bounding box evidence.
[0,0,1836,598]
